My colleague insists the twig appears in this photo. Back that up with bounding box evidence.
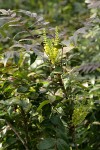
[70,125,78,150]
[20,107,30,149]
[5,120,29,150]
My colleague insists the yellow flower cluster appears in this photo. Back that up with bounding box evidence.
[72,97,94,126]
[43,27,59,64]
[72,104,89,126]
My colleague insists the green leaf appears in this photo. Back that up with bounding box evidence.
[55,128,68,142]
[42,103,51,117]
[37,138,55,150]
[13,51,20,64]
[56,138,69,150]
[17,86,28,93]
[50,115,63,127]
[37,100,50,111]
[30,52,37,64]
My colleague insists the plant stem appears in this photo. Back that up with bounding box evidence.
[57,74,78,150]
[57,74,67,98]
[70,124,78,150]
[20,107,30,149]
[5,120,29,150]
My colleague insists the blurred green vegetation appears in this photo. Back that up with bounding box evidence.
[0,0,89,31]
[0,0,100,150]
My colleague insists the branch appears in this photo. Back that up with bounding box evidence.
[5,120,29,150]
[20,107,30,148]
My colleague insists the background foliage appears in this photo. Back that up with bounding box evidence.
[0,0,100,150]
